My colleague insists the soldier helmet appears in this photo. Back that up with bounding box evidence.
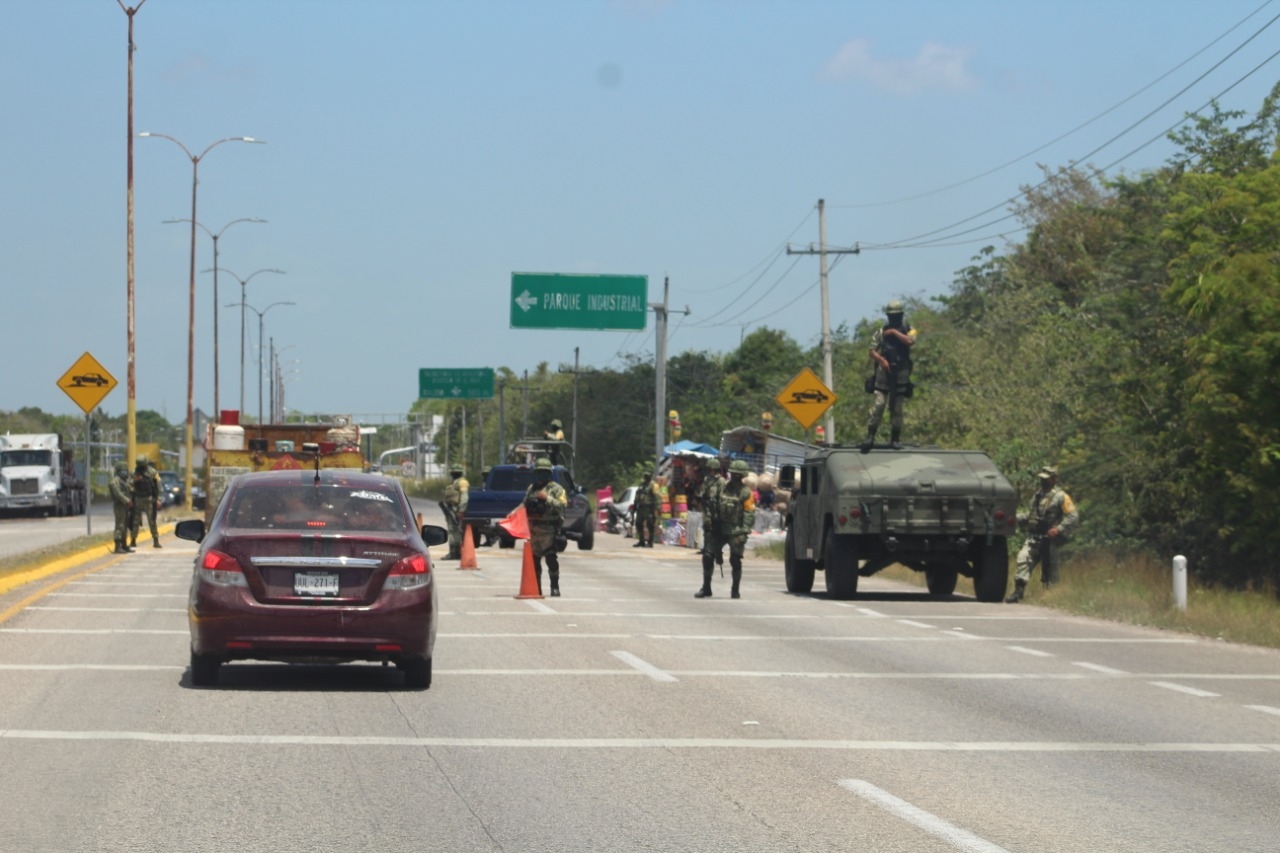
[1038,465,1057,479]
[136,454,149,466]
[641,471,652,481]
[885,299,905,314]
[114,461,128,474]
[534,457,553,471]
[450,463,464,475]
[729,459,750,476]
[550,418,562,429]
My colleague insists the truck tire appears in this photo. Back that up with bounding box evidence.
[824,527,859,600]
[926,566,958,596]
[576,519,595,550]
[973,537,1009,603]
[784,525,815,593]
[498,534,516,549]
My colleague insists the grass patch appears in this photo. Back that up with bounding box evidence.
[751,540,1280,650]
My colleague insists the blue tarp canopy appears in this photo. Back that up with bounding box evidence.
[663,439,719,458]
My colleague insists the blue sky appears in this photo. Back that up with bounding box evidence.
[3,0,1278,422]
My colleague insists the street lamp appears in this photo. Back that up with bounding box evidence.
[218,266,286,416]
[139,131,264,511]
[166,217,266,420]
[231,300,295,425]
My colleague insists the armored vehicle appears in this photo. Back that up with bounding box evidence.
[780,446,1016,601]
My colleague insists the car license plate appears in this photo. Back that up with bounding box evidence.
[294,571,340,596]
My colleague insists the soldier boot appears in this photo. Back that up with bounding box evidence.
[695,568,713,598]
[730,557,742,599]
[889,427,901,449]
[860,427,877,454]
[1005,579,1026,604]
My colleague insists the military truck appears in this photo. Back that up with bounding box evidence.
[780,446,1016,602]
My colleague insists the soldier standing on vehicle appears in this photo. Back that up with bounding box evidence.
[523,457,567,596]
[696,459,756,599]
[109,461,134,554]
[543,419,565,466]
[1006,466,1078,603]
[442,463,469,560]
[861,300,917,452]
[632,471,660,548]
[129,455,162,548]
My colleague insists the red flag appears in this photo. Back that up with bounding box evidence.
[498,504,530,540]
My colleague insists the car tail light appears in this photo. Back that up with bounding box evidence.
[386,553,431,590]
[200,549,248,587]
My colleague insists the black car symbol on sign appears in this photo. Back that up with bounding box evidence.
[790,389,829,404]
[71,372,109,387]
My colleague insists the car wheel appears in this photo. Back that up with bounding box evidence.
[973,537,1009,603]
[925,565,958,596]
[190,649,221,687]
[402,657,432,689]
[824,526,859,600]
[784,524,815,593]
[577,519,595,550]
[498,534,516,549]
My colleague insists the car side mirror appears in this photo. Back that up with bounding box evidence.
[778,465,796,490]
[420,524,449,547]
[175,519,206,543]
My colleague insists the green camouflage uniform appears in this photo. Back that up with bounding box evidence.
[443,470,469,559]
[697,461,755,599]
[109,462,133,553]
[523,459,567,595]
[129,458,162,547]
[633,475,659,547]
[1012,469,1078,594]
[864,302,917,449]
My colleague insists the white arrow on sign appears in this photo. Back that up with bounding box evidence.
[515,289,538,312]
[450,386,462,396]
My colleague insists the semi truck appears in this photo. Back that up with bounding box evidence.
[0,433,87,517]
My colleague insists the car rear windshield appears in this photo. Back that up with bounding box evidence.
[225,483,407,532]
[488,468,536,492]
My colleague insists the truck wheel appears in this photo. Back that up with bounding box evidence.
[576,520,595,551]
[824,527,859,600]
[926,566,958,596]
[784,525,815,593]
[498,534,516,549]
[974,537,1009,603]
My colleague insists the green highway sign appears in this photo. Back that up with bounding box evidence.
[510,272,648,331]
[419,367,495,399]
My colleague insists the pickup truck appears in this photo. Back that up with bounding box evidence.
[465,462,594,551]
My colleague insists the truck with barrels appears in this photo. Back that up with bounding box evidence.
[0,433,87,517]
[779,445,1015,602]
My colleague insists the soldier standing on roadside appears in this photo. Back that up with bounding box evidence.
[696,459,756,599]
[1006,466,1078,603]
[129,455,162,548]
[442,463,469,560]
[632,471,660,548]
[861,300,918,452]
[109,461,134,554]
[524,457,567,596]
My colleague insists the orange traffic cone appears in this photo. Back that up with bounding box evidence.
[458,524,479,570]
[515,541,543,599]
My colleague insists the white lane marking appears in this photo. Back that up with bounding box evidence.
[840,779,1011,853]
[854,607,887,617]
[1150,681,1221,698]
[0,664,183,671]
[443,633,630,639]
[1006,646,1054,658]
[0,629,188,635]
[1246,705,1280,718]
[610,650,678,682]
[524,600,558,615]
[1073,662,1128,675]
[1,730,1276,752]
[27,607,187,613]
[897,620,935,629]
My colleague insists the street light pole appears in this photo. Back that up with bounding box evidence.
[166,217,265,421]
[218,267,286,419]
[232,301,295,425]
[139,132,264,511]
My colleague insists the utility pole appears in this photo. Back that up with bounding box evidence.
[497,379,506,461]
[787,198,859,443]
[650,276,690,470]
[557,347,583,454]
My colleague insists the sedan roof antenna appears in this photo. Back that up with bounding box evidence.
[302,442,321,484]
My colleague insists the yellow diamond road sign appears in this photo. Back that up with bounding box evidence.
[776,367,837,430]
[58,352,117,414]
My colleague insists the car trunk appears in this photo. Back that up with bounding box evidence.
[222,531,415,605]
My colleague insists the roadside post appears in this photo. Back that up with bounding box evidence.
[1173,555,1187,610]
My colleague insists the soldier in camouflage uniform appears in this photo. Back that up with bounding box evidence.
[1006,466,1078,603]
[696,459,756,599]
[523,457,567,596]
[862,300,918,452]
[129,455,162,548]
[109,461,134,554]
[632,471,659,548]
[442,463,469,560]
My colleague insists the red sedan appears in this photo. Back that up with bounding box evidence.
[176,469,447,689]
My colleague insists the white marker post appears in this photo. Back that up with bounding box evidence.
[1173,555,1187,610]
